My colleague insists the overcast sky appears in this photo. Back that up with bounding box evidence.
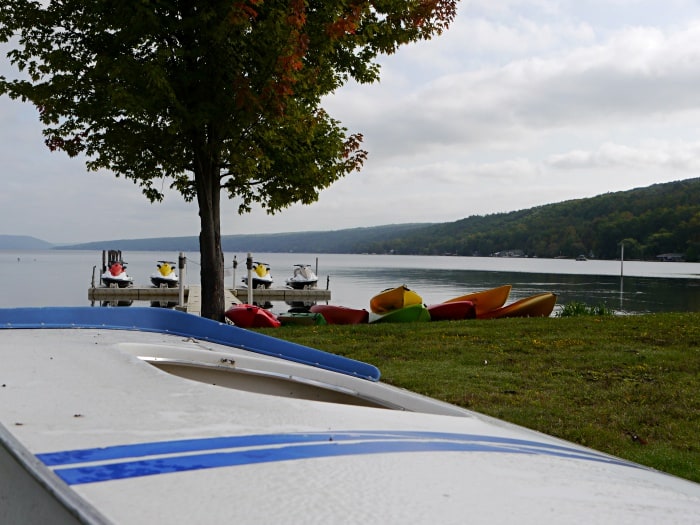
[3,0,700,244]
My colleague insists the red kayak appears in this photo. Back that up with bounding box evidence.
[224,304,281,328]
[309,304,369,325]
[427,300,476,321]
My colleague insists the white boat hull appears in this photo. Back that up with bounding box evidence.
[1,307,699,524]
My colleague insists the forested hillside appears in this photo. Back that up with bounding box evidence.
[355,178,700,261]
[57,178,700,261]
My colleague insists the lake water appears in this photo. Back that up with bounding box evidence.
[2,250,699,315]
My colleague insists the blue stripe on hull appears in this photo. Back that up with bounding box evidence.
[37,431,640,485]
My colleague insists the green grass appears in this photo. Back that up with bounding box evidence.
[257,312,700,483]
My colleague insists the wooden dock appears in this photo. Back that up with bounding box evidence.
[88,286,330,316]
[232,288,330,302]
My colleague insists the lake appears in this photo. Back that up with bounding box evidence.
[1,250,699,315]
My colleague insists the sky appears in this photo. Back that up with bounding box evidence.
[3,0,700,244]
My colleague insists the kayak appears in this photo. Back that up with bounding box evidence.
[427,300,476,321]
[370,285,423,314]
[224,304,281,328]
[310,304,369,325]
[370,303,431,324]
[444,285,512,317]
[478,292,557,319]
[277,312,328,326]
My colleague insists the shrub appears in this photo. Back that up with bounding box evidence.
[556,301,615,317]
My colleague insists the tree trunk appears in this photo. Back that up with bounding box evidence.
[195,152,225,321]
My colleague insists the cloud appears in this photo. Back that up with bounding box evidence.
[337,21,700,164]
[547,140,700,172]
[4,4,700,243]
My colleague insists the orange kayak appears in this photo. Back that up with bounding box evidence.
[477,292,557,320]
[444,285,511,317]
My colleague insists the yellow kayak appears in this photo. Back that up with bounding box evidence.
[370,285,423,314]
[444,285,512,317]
[477,292,557,320]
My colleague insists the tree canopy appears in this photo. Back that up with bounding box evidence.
[0,0,457,319]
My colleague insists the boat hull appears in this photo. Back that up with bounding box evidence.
[285,279,318,289]
[100,276,132,288]
[150,276,178,288]
[370,285,423,314]
[444,285,511,316]
[309,304,369,325]
[478,292,557,319]
[427,300,476,321]
[1,307,699,524]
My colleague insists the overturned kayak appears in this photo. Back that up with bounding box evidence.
[224,304,281,328]
[427,300,476,321]
[370,303,431,324]
[478,292,557,319]
[370,285,423,314]
[277,312,327,326]
[444,284,511,317]
[310,304,369,325]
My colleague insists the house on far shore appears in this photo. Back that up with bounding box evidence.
[656,253,685,262]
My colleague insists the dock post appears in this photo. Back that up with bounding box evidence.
[246,253,253,304]
[232,256,237,290]
[178,252,186,306]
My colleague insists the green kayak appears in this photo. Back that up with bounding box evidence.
[369,304,431,324]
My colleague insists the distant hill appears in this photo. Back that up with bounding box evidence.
[56,223,432,253]
[52,178,700,261]
[354,178,700,261]
[0,235,53,250]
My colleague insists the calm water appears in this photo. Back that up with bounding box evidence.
[1,250,699,315]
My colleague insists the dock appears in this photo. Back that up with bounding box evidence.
[88,285,330,316]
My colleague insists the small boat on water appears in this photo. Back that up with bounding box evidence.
[285,264,318,289]
[310,304,370,325]
[444,285,511,317]
[370,303,431,324]
[100,260,133,288]
[478,292,558,319]
[224,303,281,328]
[370,285,423,314]
[427,300,476,321]
[1,306,699,523]
[150,260,179,288]
[242,261,273,289]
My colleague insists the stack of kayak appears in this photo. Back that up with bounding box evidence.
[224,285,558,328]
[225,304,328,328]
[369,285,431,323]
[365,284,557,323]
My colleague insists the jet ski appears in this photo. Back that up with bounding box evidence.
[242,262,273,289]
[285,264,318,289]
[101,260,133,288]
[151,260,179,288]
